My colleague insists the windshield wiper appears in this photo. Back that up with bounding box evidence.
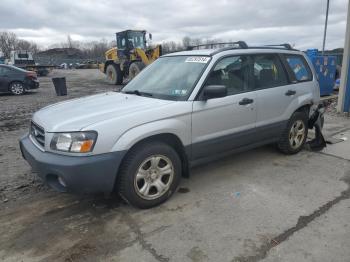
[123,90,153,97]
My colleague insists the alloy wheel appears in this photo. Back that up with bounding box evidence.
[289,120,305,149]
[11,83,24,95]
[134,155,174,200]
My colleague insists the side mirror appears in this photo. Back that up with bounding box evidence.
[202,85,227,100]
[149,33,152,40]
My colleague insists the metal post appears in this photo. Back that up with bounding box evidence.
[322,0,330,55]
[337,0,350,113]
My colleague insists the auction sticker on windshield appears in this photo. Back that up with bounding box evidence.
[185,57,210,63]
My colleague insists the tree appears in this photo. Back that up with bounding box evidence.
[0,32,17,58]
[56,35,81,49]
[67,35,74,48]
[0,31,40,58]
[182,36,191,49]
[16,39,39,53]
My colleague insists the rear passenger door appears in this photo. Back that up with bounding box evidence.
[252,53,293,140]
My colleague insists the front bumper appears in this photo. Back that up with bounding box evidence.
[24,79,39,90]
[19,134,125,194]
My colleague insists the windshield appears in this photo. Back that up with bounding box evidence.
[122,56,210,100]
[117,31,146,49]
[127,31,145,49]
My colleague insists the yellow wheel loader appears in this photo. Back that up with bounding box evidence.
[100,30,162,85]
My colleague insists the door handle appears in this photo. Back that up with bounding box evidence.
[239,98,254,105]
[285,90,296,96]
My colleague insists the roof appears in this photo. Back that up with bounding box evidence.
[163,41,301,57]
[116,30,146,34]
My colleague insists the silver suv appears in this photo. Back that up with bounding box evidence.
[20,42,320,208]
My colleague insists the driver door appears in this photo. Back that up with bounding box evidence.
[191,55,257,161]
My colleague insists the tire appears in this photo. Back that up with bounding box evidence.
[106,64,123,85]
[128,62,145,80]
[118,142,181,209]
[9,81,25,95]
[278,111,308,154]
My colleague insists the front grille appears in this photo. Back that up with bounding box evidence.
[30,121,45,148]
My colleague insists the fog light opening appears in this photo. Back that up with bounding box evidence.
[46,174,67,192]
[58,176,67,187]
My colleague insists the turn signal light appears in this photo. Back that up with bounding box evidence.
[79,140,94,153]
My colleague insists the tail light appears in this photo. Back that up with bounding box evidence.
[26,71,37,79]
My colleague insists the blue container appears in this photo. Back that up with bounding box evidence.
[306,50,336,96]
[306,49,318,59]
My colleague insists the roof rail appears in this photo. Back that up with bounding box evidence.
[188,41,248,51]
[185,41,298,56]
[263,43,294,50]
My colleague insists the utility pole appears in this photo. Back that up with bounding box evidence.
[322,0,330,55]
[337,0,350,113]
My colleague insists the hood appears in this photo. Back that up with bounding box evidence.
[33,92,174,132]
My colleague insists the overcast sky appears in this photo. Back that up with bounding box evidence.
[0,0,348,50]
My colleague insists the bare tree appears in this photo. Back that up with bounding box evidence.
[192,38,203,46]
[182,36,191,49]
[0,32,17,58]
[0,31,40,57]
[81,38,116,59]
[59,35,81,49]
[16,39,40,53]
[67,35,74,48]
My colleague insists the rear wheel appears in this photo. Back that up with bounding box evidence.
[106,64,123,85]
[128,62,145,80]
[118,142,181,209]
[278,111,308,154]
[9,82,25,95]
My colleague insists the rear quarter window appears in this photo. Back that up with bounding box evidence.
[284,54,312,82]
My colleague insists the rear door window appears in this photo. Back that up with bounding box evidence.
[284,55,312,82]
[252,54,288,89]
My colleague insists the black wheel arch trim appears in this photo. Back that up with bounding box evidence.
[120,133,190,178]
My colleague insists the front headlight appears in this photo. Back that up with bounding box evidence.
[50,131,97,153]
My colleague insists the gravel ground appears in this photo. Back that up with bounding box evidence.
[0,70,349,262]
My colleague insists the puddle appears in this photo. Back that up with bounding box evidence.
[177,187,190,194]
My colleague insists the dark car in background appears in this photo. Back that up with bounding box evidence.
[0,65,39,95]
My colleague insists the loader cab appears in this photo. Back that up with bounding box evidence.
[116,30,146,51]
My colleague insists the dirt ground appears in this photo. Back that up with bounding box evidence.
[0,69,350,262]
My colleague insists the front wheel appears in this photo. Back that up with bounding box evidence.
[118,142,181,209]
[278,111,308,154]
